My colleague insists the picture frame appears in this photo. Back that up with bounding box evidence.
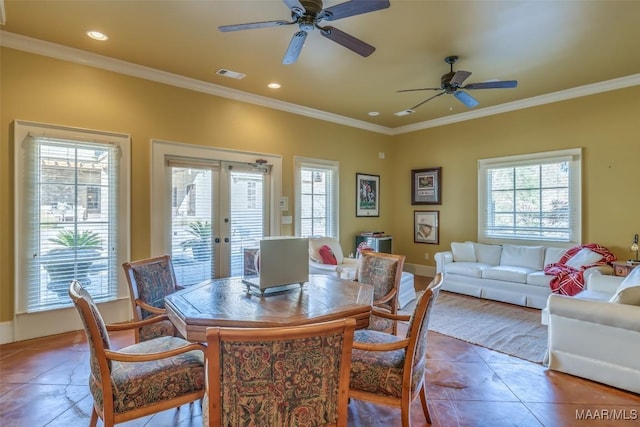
[411,167,442,205]
[356,173,380,217]
[414,210,439,244]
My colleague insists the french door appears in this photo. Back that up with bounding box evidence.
[168,160,270,285]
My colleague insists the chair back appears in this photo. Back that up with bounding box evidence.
[357,251,405,311]
[205,318,356,427]
[404,273,443,391]
[68,280,112,407]
[123,255,178,320]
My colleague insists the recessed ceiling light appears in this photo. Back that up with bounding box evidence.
[368,111,380,116]
[86,31,108,41]
[267,83,281,89]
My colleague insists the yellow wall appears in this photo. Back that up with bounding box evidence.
[2,47,639,322]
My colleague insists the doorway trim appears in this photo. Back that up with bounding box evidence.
[150,140,282,256]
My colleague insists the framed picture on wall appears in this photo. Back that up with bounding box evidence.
[411,167,441,205]
[414,210,439,244]
[356,173,380,217]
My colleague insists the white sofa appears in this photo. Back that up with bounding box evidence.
[308,236,416,309]
[545,267,640,394]
[434,241,612,309]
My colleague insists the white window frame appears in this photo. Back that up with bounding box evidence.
[13,120,131,341]
[294,156,339,238]
[478,148,582,247]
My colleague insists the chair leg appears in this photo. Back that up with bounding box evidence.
[419,384,431,425]
[89,407,98,427]
[401,397,411,427]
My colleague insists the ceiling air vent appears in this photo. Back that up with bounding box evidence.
[216,69,246,80]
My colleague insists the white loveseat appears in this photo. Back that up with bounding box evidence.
[309,236,416,309]
[545,267,640,394]
[434,241,612,309]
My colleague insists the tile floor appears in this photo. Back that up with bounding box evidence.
[1,278,639,426]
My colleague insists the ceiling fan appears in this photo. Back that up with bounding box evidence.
[395,55,518,116]
[218,0,390,64]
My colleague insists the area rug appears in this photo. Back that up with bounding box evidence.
[401,291,548,363]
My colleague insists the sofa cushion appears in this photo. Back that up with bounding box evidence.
[309,237,344,264]
[526,271,554,288]
[544,247,566,267]
[474,243,502,266]
[482,265,535,284]
[451,242,476,262]
[500,245,545,270]
[564,248,603,270]
[445,262,490,278]
[609,267,640,306]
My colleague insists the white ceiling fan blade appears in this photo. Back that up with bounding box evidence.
[454,91,479,108]
[283,31,308,64]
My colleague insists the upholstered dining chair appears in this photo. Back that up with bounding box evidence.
[203,318,357,427]
[348,273,443,427]
[356,251,406,334]
[122,255,182,342]
[68,280,206,427]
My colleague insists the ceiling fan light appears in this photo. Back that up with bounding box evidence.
[394,109,414,117]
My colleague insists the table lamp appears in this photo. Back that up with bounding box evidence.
[631,233,639,264]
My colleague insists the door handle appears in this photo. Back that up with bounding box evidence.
[224,237,230,243]
[214,237,220,243]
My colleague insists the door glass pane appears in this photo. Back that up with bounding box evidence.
[229,170,265,277]
[170,166,214,285]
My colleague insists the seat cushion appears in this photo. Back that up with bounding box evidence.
[105,336,205,414]
[482,265,535,284]
[444,262,491,278]
[350,330,405,398]
[526,271,554,288]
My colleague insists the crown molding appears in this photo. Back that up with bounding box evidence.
[2,31,638,136]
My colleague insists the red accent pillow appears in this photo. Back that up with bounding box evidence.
[319,245,338,265]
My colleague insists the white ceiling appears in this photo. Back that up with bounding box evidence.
[2,0,640,132]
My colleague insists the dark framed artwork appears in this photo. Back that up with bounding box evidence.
[411,167,442,205]
[414,210,439,244]
[356,173,380,217]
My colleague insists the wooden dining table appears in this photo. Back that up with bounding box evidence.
[164,274,374,341]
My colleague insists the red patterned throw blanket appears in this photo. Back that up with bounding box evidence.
[544,243,616,296]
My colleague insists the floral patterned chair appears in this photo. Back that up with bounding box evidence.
[68,280,206,427]
[348,273,443,427]
[203,318,357,427]
[356,251,406,335]
[122,255,182,341]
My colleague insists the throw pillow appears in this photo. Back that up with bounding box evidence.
[451,242,477,262]
[319,245,338,265]
[609,267,640,305]
[564,248,603,269]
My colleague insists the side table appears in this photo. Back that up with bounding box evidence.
[611,260,639,277]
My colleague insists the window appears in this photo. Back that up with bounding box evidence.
[14,121,130,313]
[478,148,581,245]
[294,157,339,238]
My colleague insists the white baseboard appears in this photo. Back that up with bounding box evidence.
[406,263,436,278]
[0,321,15,344]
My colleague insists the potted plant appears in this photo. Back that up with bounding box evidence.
[41,229,102,296]
[180,220,212,262]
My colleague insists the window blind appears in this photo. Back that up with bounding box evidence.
[26,136,120,311]
[478,149,581,244]
[295,158,339,238]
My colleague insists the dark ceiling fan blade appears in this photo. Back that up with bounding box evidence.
[454,91,479,108]
[320,0,391,21]
[283,31,308,64]
[397,87,442,93]
[463,80,518,90]
[218,20,294,32]
[408,91,446,111]
[283,0,306,16]
[318,26,375,57]
[450,70,472,87]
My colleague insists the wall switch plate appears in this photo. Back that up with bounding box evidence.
[424,252,430,260]
[281,215,292,225]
